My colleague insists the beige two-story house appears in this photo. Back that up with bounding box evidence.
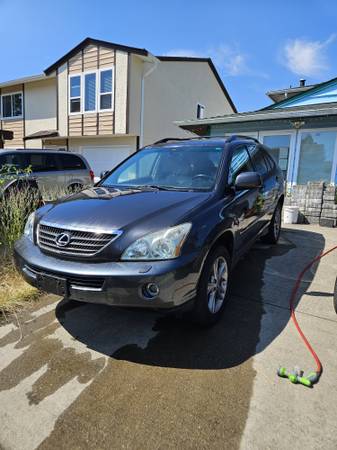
[0,37,236,175]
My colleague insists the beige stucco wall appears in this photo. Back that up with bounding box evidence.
[114,51,128,134]
[24,77,57,149]
[57,63,68,137]
[127,55,142,136]
[143,61,234,146]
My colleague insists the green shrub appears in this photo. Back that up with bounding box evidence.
[0,186,41,253]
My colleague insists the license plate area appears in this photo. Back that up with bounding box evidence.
[37,273,68,297]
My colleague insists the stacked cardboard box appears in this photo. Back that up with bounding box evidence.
[320,185,337,227]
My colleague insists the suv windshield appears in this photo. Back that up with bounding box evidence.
[101,144,224,191]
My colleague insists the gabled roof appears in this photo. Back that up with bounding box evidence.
[157,56,237,113]
[263,75,337,110]
[44,37,149,75]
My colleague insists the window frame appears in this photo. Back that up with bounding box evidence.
[1,91,23,119]
[69,74,82,115]
[68,67,114,115]
[83,71,97,113]
[228,145,254,186]
[98,67,114,112]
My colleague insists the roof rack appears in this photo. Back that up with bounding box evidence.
[151,136,229,145]
[226,135,260,143]
[151,135,260,146]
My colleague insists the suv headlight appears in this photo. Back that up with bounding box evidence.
[121,223,192,260]
[24,212,35,241]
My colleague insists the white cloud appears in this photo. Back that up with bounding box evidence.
[282,34,336,76]
[208,45,247,76]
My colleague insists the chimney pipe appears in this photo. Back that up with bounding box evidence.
[299,78,306,87]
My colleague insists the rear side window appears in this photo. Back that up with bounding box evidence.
[59,154,86,170]
[248,145,269,176]
[228,146,253,184]
[27,153,59,172]
[262,149,275,171]
[0,153,29,172]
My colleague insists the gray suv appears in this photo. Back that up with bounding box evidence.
[0,149,93,198]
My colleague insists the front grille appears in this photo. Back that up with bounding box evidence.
[37,222,121,257]
[26,264,105,289]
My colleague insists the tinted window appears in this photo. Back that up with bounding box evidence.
[262,149,275,171]
[228,146,253,184]
[59,154,86,170]
[102,145,224,191]
[0,153,29,172]
[248,145,269,176]
[27,153,59,172]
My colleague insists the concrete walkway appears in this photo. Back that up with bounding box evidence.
[0,225,336,449]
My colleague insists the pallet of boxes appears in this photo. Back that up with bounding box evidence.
[320,185,337,228]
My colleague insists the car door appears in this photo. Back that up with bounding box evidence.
[225,145,261,249]
[27,152,63,199]
[58,153,90,188]
[247,144,275,229]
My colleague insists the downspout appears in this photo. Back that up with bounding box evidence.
[140,55,159,148]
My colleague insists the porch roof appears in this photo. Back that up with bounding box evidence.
[176,102,337,134]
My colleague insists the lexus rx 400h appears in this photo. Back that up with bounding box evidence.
[15,136,284,326]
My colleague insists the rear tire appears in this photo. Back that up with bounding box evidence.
[188,246,231,327]
[333,277,337,314]
[261,202,282,244]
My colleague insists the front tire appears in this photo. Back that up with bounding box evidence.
[333,277,337,314]
[189,246,231,327]
[261,202,282,244]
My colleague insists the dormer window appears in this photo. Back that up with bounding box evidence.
[69,68,114,114]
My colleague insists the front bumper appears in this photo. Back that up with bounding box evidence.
[14,237,201,310]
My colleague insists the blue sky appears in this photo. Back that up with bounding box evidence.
[1,0,337,112]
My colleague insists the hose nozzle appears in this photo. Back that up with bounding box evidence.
[277,367,318,388]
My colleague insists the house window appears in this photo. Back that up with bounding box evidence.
[197,103,205,119]
[1,92,23,118]
[297,131,336,184]
[84,72,97,112]
[99,69,113,111]
[68,68,114,114]
[69,75,81,113]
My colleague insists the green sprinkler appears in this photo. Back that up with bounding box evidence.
[277,367,320,388]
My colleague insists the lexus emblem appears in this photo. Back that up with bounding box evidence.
[55,232,72,247]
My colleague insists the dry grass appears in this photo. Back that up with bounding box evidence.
[0,256,40,315]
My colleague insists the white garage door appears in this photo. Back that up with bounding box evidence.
[80,146,133,178]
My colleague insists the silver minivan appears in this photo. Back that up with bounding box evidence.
[0,149,94,198]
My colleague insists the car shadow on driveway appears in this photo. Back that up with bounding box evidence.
[56,228,325,370]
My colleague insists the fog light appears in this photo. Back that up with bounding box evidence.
[142,282,160,299]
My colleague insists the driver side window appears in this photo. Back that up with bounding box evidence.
[228,146,253,185]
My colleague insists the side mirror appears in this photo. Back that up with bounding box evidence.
[100,170,110,179]
[234,172,262,190]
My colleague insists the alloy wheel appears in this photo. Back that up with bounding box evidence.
[207,256,228,314]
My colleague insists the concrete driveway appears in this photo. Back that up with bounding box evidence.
[0,225,336,450]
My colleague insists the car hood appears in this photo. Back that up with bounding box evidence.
[38,186,211,238]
